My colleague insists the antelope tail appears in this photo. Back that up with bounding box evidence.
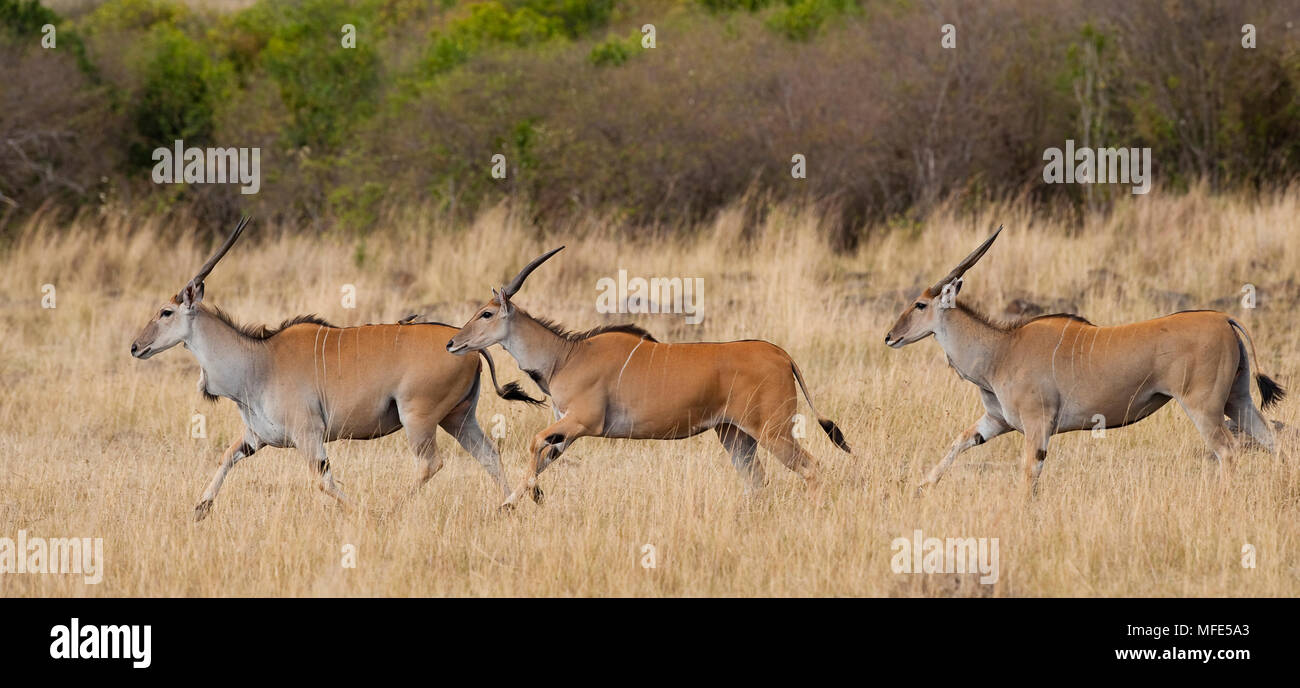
[790,360,852,453]
[1228,319,1286,410]
[478,350,545,405]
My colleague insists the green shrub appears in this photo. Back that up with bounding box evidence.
[697,0,776,12]
[258,0,382,150]
[518,0,615,39]
[766,0,854,41]
[82,0,189,33]
[128,25,232,167]
[328,180,387,231]
[7,0,1300,236]
[421,0,614,76]
[0,0,59,35]
[1,0,97,79]
[589,32,637,67]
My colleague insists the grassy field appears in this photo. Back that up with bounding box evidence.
[1,189,1297,597]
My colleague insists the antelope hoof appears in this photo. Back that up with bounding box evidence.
[531,486,545,504]
[194,500,213,522]
[498,501,516,513]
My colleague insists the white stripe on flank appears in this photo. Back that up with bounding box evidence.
[1050,325,1068,384]
[617,338,645,390]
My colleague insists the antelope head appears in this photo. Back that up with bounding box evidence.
[446,246,564,354]
[884,225,1001,348]
[131,216,250,359]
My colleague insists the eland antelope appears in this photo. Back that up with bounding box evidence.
[885,226,1285,496]
[445,247,852,508]
[130,217,542,521]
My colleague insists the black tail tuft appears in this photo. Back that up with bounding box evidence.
[1257,374,1286,410]
[819,419,852,453]
[498,381,545,406]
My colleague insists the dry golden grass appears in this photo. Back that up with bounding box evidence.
[1,188,1298,597]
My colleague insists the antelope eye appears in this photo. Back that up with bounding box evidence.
[914,302,927,310]
[160,309,174,318]
[479,311,493,319]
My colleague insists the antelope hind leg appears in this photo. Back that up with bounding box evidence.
[716,422,763,496]
[294,432,353,514]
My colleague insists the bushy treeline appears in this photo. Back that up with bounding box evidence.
[2,0,1298,243]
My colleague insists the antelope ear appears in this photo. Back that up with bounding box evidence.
[180,281,205,308]
[494,287,513,314]
[938,278,962,308]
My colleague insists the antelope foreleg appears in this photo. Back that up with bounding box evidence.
[502,417,589,509]
[195,435,259,522]
[918,414,1009,493]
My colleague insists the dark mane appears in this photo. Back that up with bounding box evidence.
[533,317,658,343]
[1025,312,1093,326]
[957,302,1092,331]
[208,306,335,340]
